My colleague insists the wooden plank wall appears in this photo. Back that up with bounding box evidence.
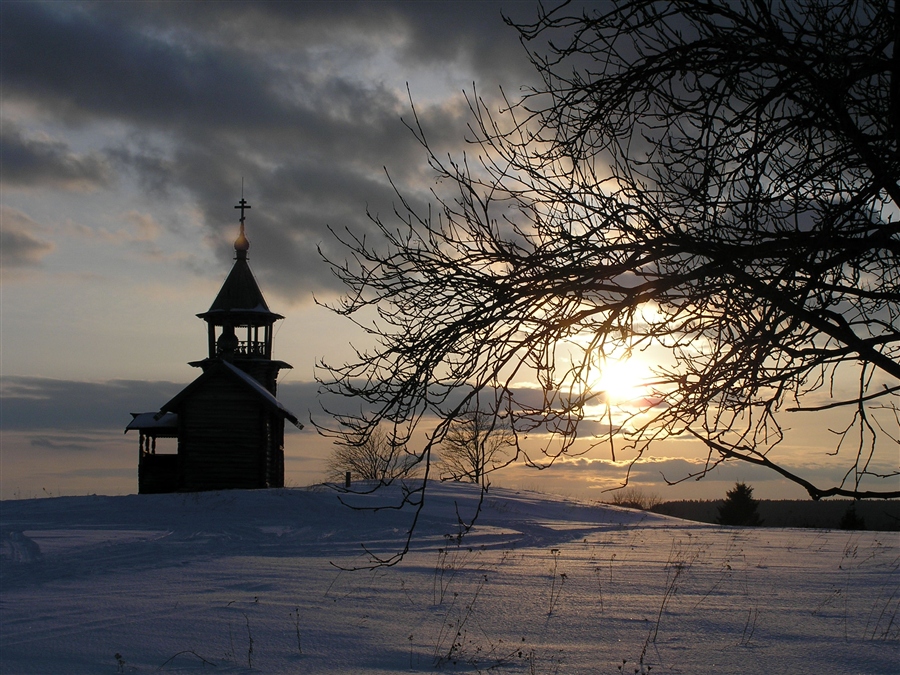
[178,376,273,490]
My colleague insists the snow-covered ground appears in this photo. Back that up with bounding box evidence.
[1,482,897,674]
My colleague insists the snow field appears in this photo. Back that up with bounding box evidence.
[1,483,897,674]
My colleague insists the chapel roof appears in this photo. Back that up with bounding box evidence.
[124,411,179,436]
[206,256,273,313]
[157,359,302,429]
[197,199,284,324]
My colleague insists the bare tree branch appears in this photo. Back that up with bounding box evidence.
[317,0,900,560]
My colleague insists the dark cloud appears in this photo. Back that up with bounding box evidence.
[1,1,546,300]
[0,376,325,431]
[105,144,176,199]
[1,2,497,144]
[0,3,291,130]
[0,208,54,268]
[0,374,458,435]
[0,123,110,190]
[2,377,181,430]
[88,1,538,88]
[394,2,540,85]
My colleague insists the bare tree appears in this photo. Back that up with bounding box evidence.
[607,488,663,512]
[439,409,515,487]
[319,0,899,538]
[327,426,418,483]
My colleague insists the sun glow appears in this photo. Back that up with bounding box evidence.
[588,357,652,405]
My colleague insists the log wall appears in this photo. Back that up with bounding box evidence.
[178,376,281,490]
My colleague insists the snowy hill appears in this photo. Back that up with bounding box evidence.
[1,483,897,674]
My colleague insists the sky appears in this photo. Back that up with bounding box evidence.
[2,1,896,502]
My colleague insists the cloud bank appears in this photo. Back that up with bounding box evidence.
[2,1,540,302]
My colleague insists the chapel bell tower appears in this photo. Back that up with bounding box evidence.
[190,198,292,395]
[126,197,301,494]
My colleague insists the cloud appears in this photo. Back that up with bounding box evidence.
[30,435,104,453]
[58,210,164,249]
[0,376,336,495]
[1,2,540,301]
[393,2,539,85]
[0,376,325,431]
[4,379,895,500]
[1,377,185,430]
[0,3,291,130]
[0,428,139,498]
[0,122,111,191]
[122,211,163,243]
[0,208,55,268]
[497,452,900,501]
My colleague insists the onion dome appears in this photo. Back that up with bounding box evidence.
[234,222,250,256]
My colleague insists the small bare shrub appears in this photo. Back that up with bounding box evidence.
[606,488,662,511]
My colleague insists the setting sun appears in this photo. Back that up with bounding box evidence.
[589,357,651,405]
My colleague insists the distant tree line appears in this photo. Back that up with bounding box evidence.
[650,498,899,531]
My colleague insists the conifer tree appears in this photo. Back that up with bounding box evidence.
[839,504,867,531]
[717,482,763,527]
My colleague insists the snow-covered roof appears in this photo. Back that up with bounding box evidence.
[157,360,303,429]
[125,412,179,434]
[220,361,303,429]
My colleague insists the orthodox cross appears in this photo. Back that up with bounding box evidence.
[235,197,251,224]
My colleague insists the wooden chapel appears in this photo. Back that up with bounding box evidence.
[125,199,302,493]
